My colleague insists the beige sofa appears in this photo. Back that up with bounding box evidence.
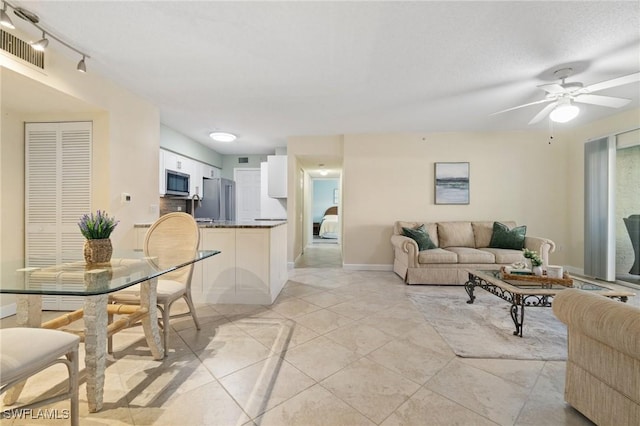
[553,289,640,426]
[391,221,555,285]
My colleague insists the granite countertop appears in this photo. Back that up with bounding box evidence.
[134,220,287,229]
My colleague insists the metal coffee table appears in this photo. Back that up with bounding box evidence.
[464,269,635,337]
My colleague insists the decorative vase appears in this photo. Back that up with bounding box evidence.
[83,238,112,264]
[532,265,543,276]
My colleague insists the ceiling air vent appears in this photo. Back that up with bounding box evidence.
[0,29,44,69]
[238,157,249,164]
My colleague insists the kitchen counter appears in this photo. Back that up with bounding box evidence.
[134,220,286,229]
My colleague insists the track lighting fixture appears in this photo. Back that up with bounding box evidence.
[77,56,86,73]
[30,31,49,51]
[0,2,14,29]
[3,0,90,73]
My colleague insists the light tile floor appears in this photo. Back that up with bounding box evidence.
[4,245,636,425]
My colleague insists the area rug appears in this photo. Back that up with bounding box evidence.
[408,289,567,360]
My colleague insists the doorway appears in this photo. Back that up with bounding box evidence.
[295,166,342,269]
[234,168,261,221]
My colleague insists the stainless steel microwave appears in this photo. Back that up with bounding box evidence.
[165,169,190,196]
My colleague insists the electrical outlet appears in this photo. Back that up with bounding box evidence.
[121,193,131,203]
[177,206,182,211]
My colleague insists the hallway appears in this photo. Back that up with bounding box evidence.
[295,244,342,268]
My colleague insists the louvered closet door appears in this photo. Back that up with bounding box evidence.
[26,122,92,310]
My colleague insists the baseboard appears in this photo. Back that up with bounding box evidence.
[0,303,17,319]
[342,264,393,271]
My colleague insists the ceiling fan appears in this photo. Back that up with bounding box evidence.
[492,68,640,124]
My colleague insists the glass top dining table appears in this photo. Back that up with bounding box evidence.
[0,249,219,413]
[0,250,219,295]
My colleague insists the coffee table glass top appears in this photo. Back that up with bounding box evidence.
[477,269,634,296]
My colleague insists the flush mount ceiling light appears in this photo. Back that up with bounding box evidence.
[3,1,90,73]
[549,98,580,123]
[0,2,14,29]
[319,169,328,176]
[209,132,237,142]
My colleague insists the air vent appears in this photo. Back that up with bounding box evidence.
[238,157,249,164]
[0,29,44,69]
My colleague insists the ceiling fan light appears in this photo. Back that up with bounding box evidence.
[209,132,236,142]
[549,103,579,123]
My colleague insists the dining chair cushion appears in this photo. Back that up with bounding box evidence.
[111,279,188,302]
[0,328,80,384]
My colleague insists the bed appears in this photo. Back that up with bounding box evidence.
[318,206,339,239]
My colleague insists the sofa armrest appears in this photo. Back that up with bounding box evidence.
[553,288,640,359]
[391,235,419,268]
[524,236,556,267]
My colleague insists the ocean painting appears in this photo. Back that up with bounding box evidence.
[435,162,469,204]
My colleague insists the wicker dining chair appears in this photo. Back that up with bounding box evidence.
[108,212,201,354]
[1,328,80,425]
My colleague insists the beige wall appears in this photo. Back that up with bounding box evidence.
[1,40,160,312]
[287,109,639,270]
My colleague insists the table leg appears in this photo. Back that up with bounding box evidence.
[510,297,525,338]
[139,278,164,360]
[3,295,42,405]
[83,293,108,412]
[464,276,476,304]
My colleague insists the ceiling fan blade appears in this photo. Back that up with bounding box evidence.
[582,71,640,93]
[574,94,631,108]
[537,83,565,94]
[490,98,554,116]
[528,102,558,125]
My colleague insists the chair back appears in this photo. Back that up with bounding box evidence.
[144,212,200,285]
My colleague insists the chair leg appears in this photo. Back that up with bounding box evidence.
[66,347,79,426]
[183,293,201,330]
[162,303,170,354]
[107,312,114,354]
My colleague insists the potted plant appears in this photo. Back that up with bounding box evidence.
[78,210,119,264]
[523,248,543,275]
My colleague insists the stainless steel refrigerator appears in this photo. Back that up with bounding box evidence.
[197,178,236,221]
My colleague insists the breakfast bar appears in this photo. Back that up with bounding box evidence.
[135,220,288,304]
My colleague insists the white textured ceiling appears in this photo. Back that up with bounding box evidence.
[6,1,640,155]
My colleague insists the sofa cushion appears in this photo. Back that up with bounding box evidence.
[472,221,517,248]
[446,247,495,264]
[418,248,458,264]
[479,248,524,264]
[437,222,475,248]
[402,225,437,251]
[395,221,438,247]
[489,222,527,250]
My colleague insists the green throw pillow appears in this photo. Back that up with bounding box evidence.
[402,224,437,251]
[489,222,527,250]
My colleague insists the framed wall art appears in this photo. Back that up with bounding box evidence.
[434,162,470,205]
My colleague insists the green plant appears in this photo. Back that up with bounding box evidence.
[522,248,542,267]
[78,210,118,239]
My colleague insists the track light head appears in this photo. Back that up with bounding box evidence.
[77,56,87,73]
[0,3,15,29]
[31,31,49,51]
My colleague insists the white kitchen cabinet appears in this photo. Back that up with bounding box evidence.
[260,162,287,219]
[267,155,288,198]
[160,148,220,197]
[193,224,287,304]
